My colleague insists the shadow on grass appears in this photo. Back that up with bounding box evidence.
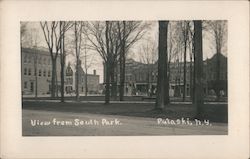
[22,101,228,123]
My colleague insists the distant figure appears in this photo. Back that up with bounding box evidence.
[153,88,156,95]
[210,89,216,96]
[169,88,174,97]
[220,90,225,97]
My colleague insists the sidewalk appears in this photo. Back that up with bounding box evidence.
[22,99,228,105]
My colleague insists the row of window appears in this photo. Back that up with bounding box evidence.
[123,71,227,83]
[23,81,34,92]
[23,68,51,77]
[134,73,157,82]
[24,55,52,65]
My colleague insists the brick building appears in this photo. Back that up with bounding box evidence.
[114,53,227,97]
[21,47,100,96]
[21,47,61,95]
[72,60,100,95]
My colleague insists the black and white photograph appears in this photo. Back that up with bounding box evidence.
[21,20,228,136]
[1,1,249,159]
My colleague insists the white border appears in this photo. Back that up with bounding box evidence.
[0,1,249,159]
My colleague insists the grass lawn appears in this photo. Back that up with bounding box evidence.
[22,101,227,123]
[22,95,228,102]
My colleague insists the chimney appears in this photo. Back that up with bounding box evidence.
[93,70,96,75]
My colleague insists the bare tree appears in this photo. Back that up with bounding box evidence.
[139,39,157,96]
[83,21,148,103]
[170,21,192,101]
[59,21,73,102]
[180,21,191,101]
[167,22,180,100]
[193,20,204,117]
[81,40,96,96]
[74,21,84,101]
[207,20,227,99]
[187,22,195,102]
[156,21,169,109]
[40,21,63,98]
[169,21,184,98]
[117,21,149,101]
[83,21,121,104]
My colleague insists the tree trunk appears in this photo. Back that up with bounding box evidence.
[121,57,126,98]
[51,58,57,98]
[164,22,169,105]
[119,55,125,101]
[190,56,193,103]
[75,59,80,101]
[110,63,117,99]
[60,62,65,102]
[85,69,88,96]
[55,66,58,97]
[147,68,150,97]
[60,23,65,103]
[193,20,204,117]
[74,22,80,101]
[84,43,88,96]
[119,21,126,101]
[183,36,187,102]
[34,53,38,98]
[105,21,111,104]
[192,41,196,102]
[167,64,171,99]
[105,61,111,104]
[156,21,169,109]
[215,49,221,100]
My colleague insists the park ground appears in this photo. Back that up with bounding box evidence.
[22,98,228,136]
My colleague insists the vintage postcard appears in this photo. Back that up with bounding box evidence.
[21,20,228,136]
[0,1,249,159]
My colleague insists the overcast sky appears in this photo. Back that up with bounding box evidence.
[22,21,227,83]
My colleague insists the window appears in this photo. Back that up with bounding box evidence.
[24,55,27,63]
[24,68,27,75]
[39,69,42,76]
[30,82,34,92]
[49,84,51,92]
[28,55,31,63]
[28,68,31,75]
[38,57,42,64]
[48,58,51,65]
[24,81,27,88]
[48,70,51,77]
[44,58,46,65]
[43,70,46,77]
[139,73,142,81]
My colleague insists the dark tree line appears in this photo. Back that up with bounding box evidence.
[40,21,72,101]
[21,20,226,111]
[155,21,169,109]
[83,21,148,103]
[155,20,204,117]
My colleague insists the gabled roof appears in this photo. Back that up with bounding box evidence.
[209,53,227,62]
